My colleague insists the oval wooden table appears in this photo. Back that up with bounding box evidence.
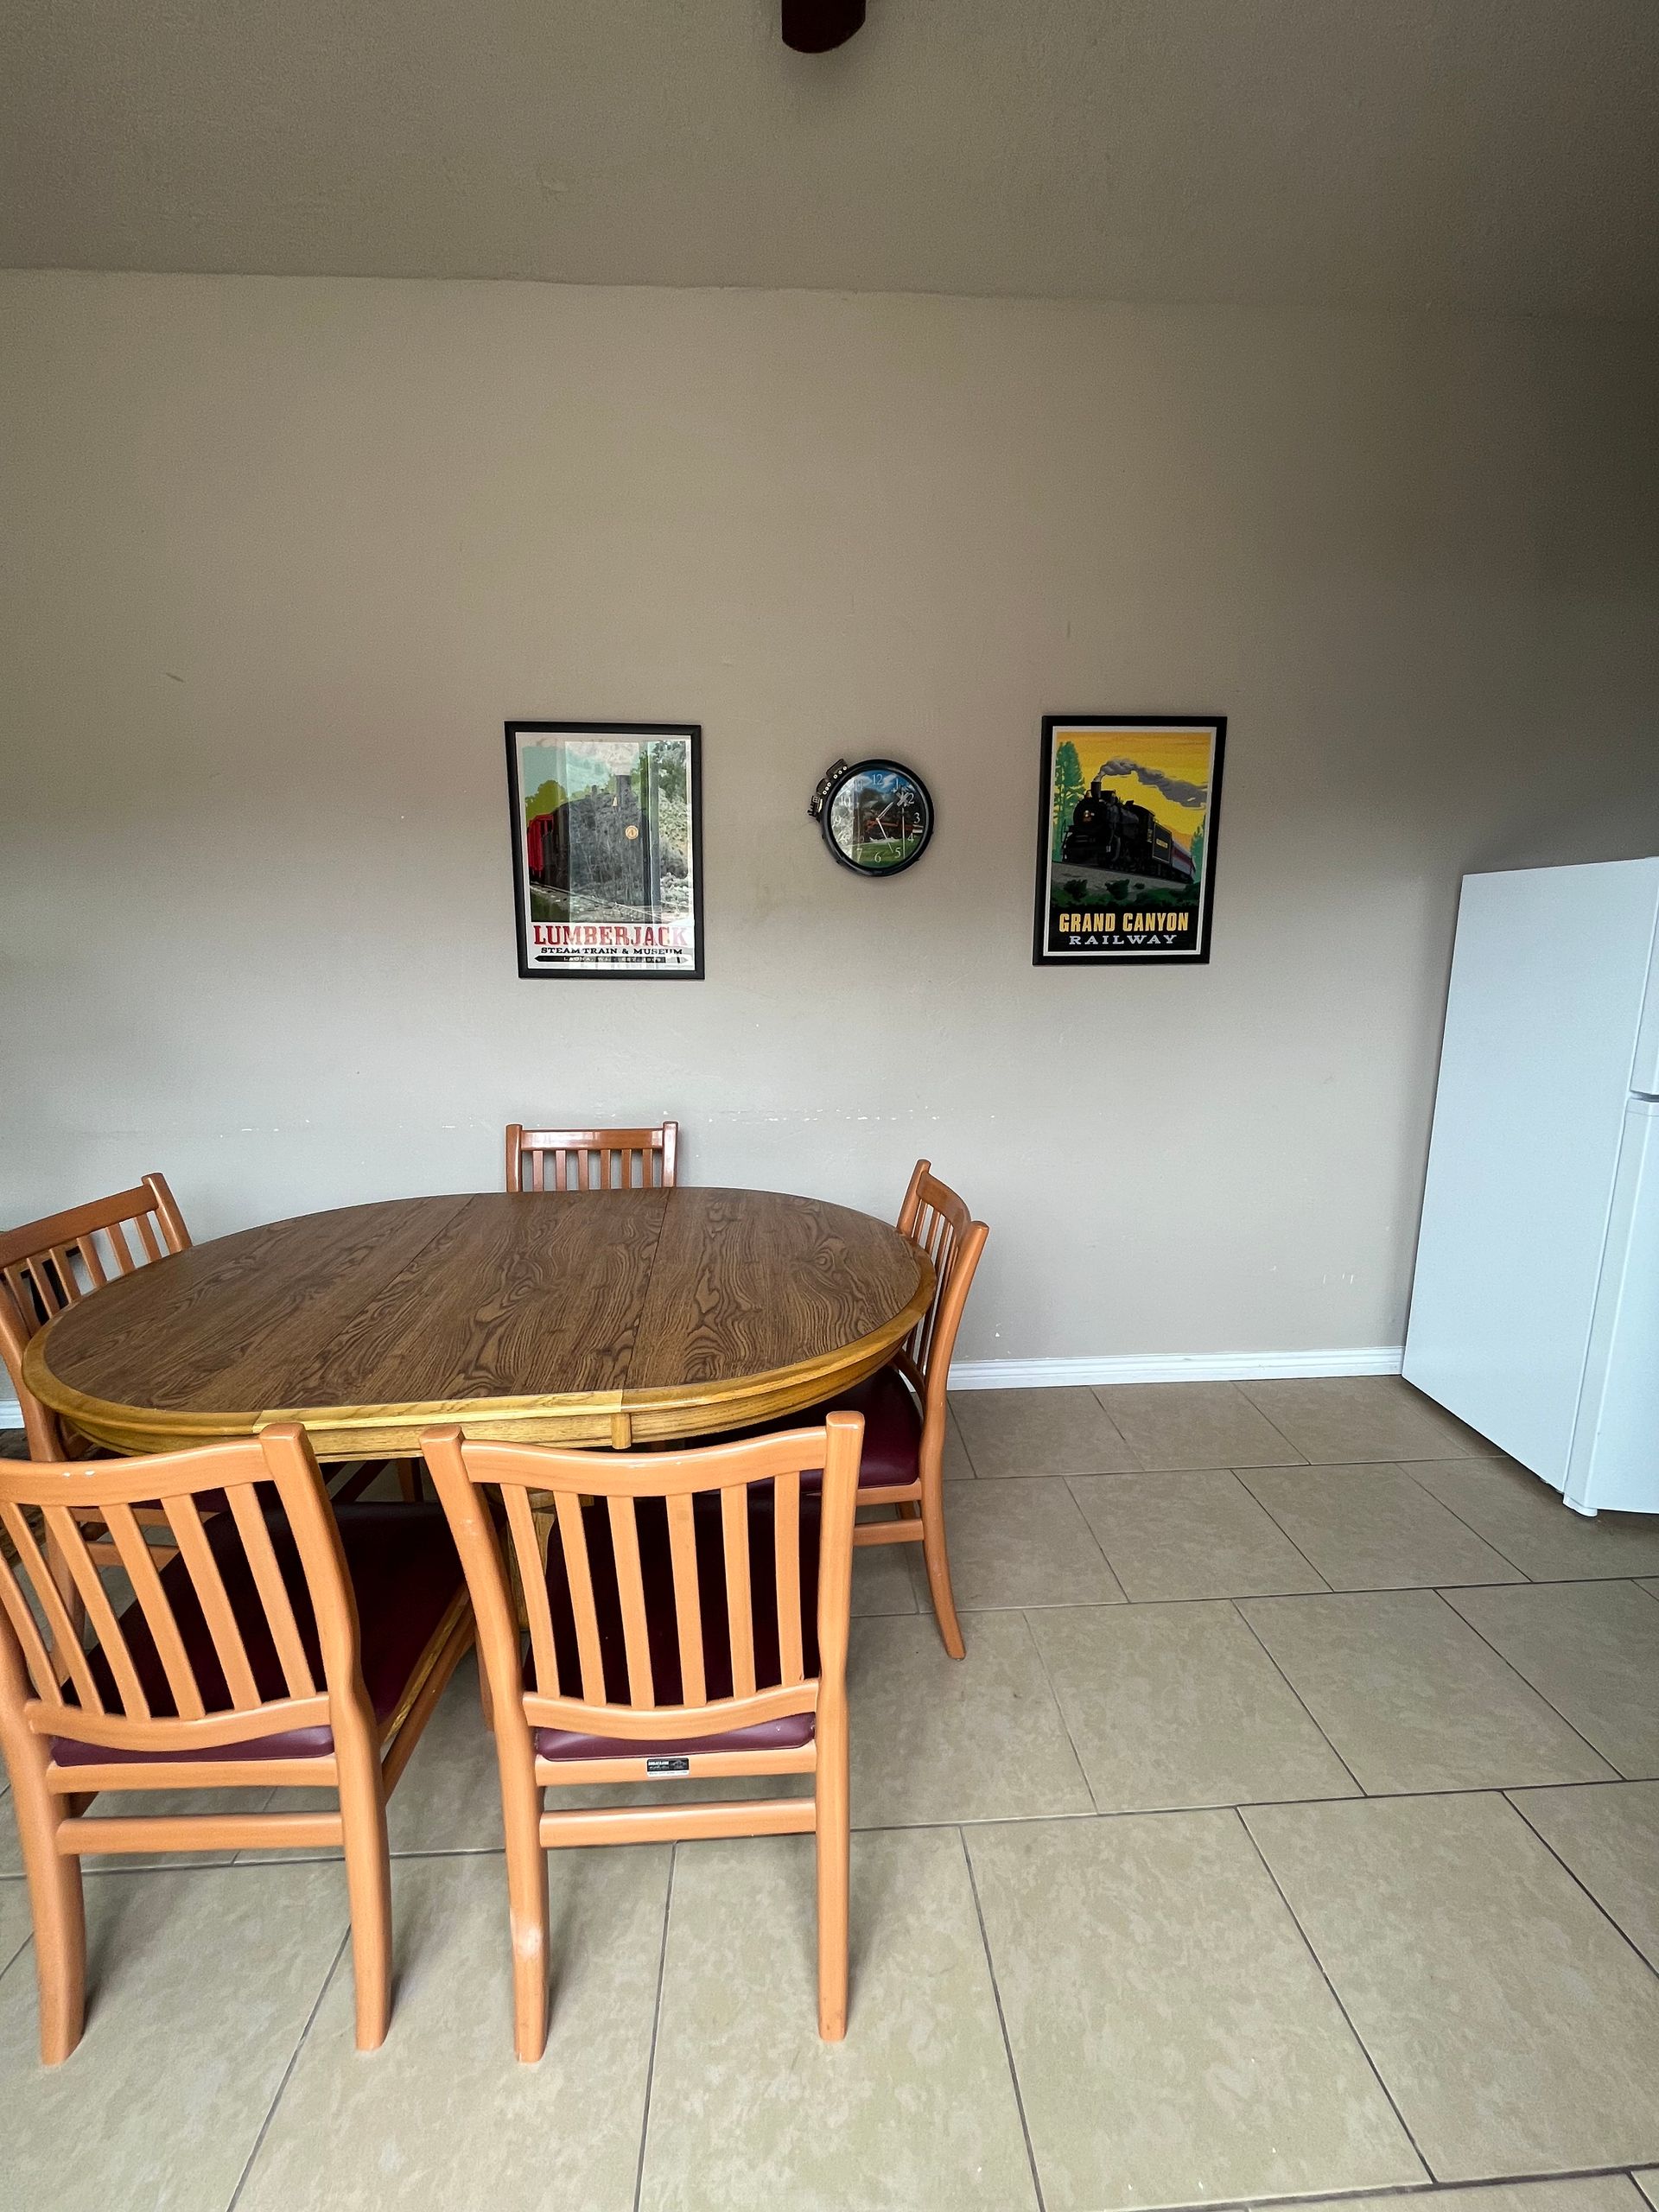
[22,1187,933,1460]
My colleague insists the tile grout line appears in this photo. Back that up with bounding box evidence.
[7,1777,1656,1869]
[1015,1605,1099,1813]
[1391,1462,1535,1580]
[1083,1387,1152,1473]
[1230,1806,1434,2184]
[957,1824,1047,2212]
[1053,1471,1127,1595]
[224,1923,350,2212]
[1502,1789,1659,1984]
[1219,1465,1338,1592]
[1118,2155,1658,2212]
[1429,1585,1630,1776]
[1212,1380,1310,1466]
[946,1403,981,1478]
[1228,1599,1368,1798]
[632,1838,677,2212]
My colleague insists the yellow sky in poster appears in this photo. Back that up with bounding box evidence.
[1058,726,1213,842]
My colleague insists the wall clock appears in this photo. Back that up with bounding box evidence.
[807,757,935,878]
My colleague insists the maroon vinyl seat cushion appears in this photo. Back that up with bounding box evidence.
[535,1484,822,1764]
[51,1502,466,1769]
[821,1364,922,1489]
[703,1362,920,1491]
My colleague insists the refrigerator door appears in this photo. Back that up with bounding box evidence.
[1565,1097,1659,1515]
[1404,857,1659,1486]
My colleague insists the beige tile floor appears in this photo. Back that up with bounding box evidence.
[4,1376,1659,2210]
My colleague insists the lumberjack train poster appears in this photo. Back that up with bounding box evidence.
[505,722,703,980]
[1033,716,1225,967]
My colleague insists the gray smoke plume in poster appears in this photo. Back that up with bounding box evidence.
[1097,757,1207,810]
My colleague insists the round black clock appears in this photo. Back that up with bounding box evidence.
[807,757,935,878]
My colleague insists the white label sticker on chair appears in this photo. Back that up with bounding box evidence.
[645,1756,691,1776]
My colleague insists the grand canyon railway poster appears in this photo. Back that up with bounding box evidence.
[506,722,703,980]
[1033,716,1225,967]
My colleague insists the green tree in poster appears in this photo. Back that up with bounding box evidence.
[1189,816,1205,881]
[1051,740,1085,859]
[632,746,688,809]
[523,778,567,823]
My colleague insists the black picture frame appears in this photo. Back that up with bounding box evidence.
[505,721,705,981]
[817,757,936,878]
[1032,715,1226,967]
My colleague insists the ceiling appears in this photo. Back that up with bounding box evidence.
[3,0,1656,321]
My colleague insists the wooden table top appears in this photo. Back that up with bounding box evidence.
[23,1188,934,1460]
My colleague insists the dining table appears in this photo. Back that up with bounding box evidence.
[22,1185,933,1460]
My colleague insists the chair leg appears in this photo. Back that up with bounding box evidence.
[815,1708,850,2042]
[396,1460,423,1503]
[335,1732,392,2051]
[500,1739,549,2062]
[918,1478,966,1661]
[10,1744,86,2064]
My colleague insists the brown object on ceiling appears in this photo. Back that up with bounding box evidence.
[783,1,866,54]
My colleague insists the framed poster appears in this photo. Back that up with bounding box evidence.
[1033,716,1225,967]
[505,721,703,981]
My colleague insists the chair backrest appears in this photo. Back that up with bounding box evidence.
[895,1160,988,1430]
[422,1414,861,1747]
[505,1122,678,1193]
[0,1426,367,1764]
[0,1175,191,1460]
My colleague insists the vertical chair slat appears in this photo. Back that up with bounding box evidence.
[772,1471,804,1686]
[39,1504,149,1719]
[48,1247,82,1306]
[607,1497,654,1707]
[134,1211,164,1262]
[664,1493,706,1707]
[105,1219,138,1274]
[554,1494,607,1704]
[721,1486,756,1700]
[503,1486,560,1697]
[102,1503,206,1719]
[162,1493,260,1710]
[0,1536,63,1702]
[1,1503,104,1711]
[225,1485,315,1700]
[75,1234,109,1289]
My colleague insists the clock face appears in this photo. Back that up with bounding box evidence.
[821,760,935,877]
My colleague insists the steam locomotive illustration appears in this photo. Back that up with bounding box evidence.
[525,771,652,906]
[1061,777,1195,884]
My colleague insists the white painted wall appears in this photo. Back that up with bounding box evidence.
[2,273,1656,1367]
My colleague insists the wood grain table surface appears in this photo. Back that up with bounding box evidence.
[22,1188,933,1460]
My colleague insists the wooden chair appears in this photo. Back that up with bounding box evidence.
[421,1411,862,2060]
[765,1161,988,1661]
[842,1161,988,1659]
[0,1424,474,2063]
[504,1121,678,1192]
[0,1174,189,1466]
[0,1177,413,1522]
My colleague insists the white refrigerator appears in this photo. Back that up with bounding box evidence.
[1404,856,1659,1516]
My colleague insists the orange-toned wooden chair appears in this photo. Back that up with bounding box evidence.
[785,1161,988,1661]
[0,1424,474,2063]
[702,1163,987,1656]
[0,1176,413,1524]
[422,1411,862,2059]
[0,1175,189,1467]
[504,1121,678,1192]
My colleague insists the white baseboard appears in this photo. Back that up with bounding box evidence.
[0,1350,1405,1436]
[947,1347,1405,1389]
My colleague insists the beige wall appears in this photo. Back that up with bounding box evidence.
[3,272,1656,1367]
